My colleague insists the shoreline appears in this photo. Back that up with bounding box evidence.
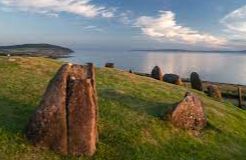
[134,71,246,87]
[4,55,245,104]
[133,71,246,103]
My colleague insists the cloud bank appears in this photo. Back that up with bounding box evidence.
[0,0,115,18]
[135,11,226,46]
[220,5,246,48]
[221,5,246,33]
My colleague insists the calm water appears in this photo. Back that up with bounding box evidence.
[62,50,246,85]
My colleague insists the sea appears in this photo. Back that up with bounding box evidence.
[61,50,246,85]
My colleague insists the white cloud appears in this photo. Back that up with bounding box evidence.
[84,25,97,29]
[0,0,115,18]
[220,5,246,48]
[135,11,226,46]
[221,5,246,33]
[83,25,103,32]
[118,11,133,25]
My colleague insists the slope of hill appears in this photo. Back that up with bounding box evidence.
[0,44,73,58]
[0,56,246,160]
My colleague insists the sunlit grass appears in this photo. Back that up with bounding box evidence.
[0,56,246,159]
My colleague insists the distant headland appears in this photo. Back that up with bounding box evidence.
[132,49,246,53]
[0,44,74,58]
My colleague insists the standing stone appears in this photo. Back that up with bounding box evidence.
[105,63,114,68]
[171,92,207,131]
[151,66,163,80]
[207,85,222,100]
[163,74,183,85]
[238,87,243,108]
[190,72,203,91]
[26,63,97,156]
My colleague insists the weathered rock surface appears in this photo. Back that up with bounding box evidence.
[238,87,243,108]
[190,72,203,91]
[105,63,114,68]
[163,74,183,85]
[26,63,97,156]
[171,92,207,131]
[207,85,222,100]
[151,66,163,80]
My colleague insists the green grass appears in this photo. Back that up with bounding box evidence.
[1,56,246,160]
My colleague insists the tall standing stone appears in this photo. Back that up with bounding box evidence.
[238,87,243,108]
[26,63,98,156]
[151,66,163,80]
[190,72,203,91]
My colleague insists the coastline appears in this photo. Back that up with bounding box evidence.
[133,71,245,105]
[0,44,74,59]
[3,54,245,106]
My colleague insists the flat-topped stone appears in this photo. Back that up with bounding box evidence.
[163,74,183,85]
[105,63,114,68]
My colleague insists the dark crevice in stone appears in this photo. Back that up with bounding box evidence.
[65,75,73,154]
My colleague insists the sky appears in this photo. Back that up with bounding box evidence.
[0,0,246,50]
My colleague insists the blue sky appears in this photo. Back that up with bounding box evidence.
[0,0,246,50]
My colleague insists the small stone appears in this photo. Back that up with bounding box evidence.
[170,92,207,131]
[207,85,222,100]
[105,63,114,68]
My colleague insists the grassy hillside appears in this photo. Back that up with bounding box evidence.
[1,56,246,160]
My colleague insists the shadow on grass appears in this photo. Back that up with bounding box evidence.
[99,88,224,135]
[0,87,225,137]
[0,96,35,133]
[205,122,222,133]
[98,88,177,119]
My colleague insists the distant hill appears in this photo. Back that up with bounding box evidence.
[132,49,246,53]
[0,44,73,58]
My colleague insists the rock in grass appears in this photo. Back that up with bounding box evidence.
[26,63,97,156]
[207,85,222,100]
[190,72,203,91]
[105,63,114,68]
[151,66,163,80]
[171,92,207,131]
[163,74,183,85]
